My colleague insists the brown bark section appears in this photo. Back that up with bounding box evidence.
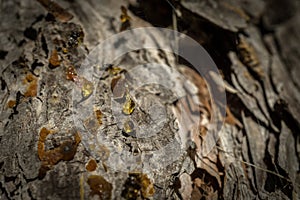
[0,0,299,199]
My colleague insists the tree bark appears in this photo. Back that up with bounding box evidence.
[0,0,299,199]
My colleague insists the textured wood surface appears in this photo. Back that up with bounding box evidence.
[0,0,299,199]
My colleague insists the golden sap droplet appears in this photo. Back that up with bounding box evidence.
[122,93,135,115]
[108,66,123,75]
[123,120,134,133]
[81,79,94,98]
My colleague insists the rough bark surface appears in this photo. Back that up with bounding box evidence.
[0,0,299,199]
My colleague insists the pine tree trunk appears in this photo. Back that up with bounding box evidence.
[0,0,299,199]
